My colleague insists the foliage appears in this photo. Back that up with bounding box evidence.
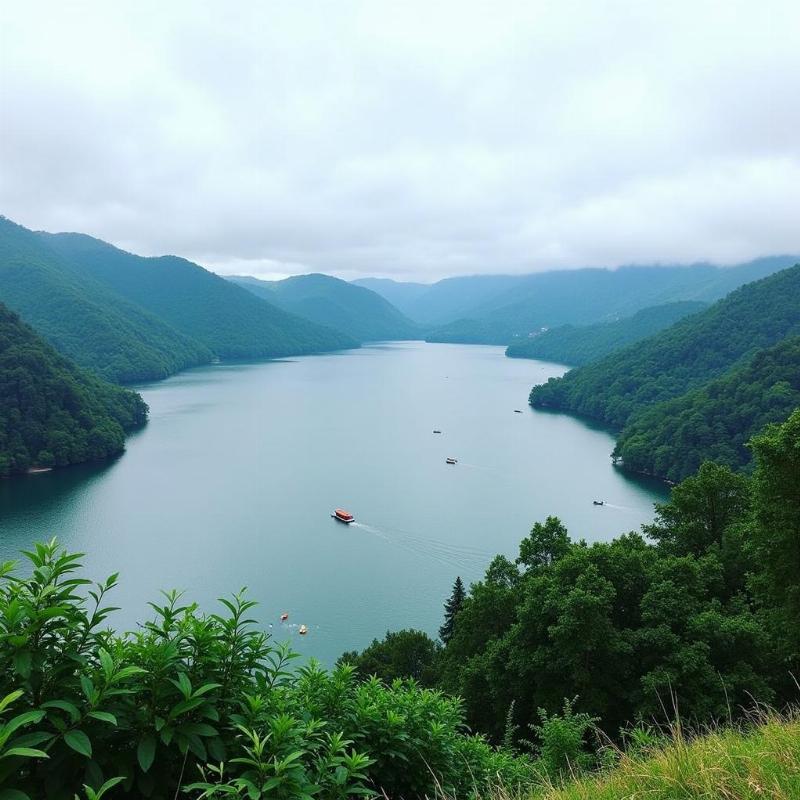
[519,712,800,800]
[0,303,148,476]
[506,302,706,366]
[230,274,419,344]
[0,541,536,799]
[41,232,357,360]
[337,629,440,686]
[614,334,800,481]
[530,264,800,479]
[0,216,212,383]
[440,576,466,644]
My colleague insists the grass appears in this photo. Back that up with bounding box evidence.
[490,711,800,800]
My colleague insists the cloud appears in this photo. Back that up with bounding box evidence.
[1,0,798,281]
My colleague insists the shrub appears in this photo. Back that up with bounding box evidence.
[0,540,535,799]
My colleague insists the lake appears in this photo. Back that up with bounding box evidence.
[0,342,667,665]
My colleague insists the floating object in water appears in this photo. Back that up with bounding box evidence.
[514,409,523,413]
[280,612,289,621]
[298,624,308,635]
[446,457,458,465]
[593,500,604,506]
[433,430,442,434]
[332,508,355,523]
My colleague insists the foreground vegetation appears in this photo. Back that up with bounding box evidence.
[527,712,800,800]
[0,303,147,476]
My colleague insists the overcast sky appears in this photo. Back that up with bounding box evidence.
[1,1,798,282]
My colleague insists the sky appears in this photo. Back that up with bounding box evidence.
[1,1,799,283]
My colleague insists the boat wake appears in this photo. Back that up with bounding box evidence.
[350,521,494,575]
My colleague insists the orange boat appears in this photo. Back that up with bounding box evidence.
[331,508,355,524]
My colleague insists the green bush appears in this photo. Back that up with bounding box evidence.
[0,540,534,799]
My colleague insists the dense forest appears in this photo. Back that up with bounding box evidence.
[230,273,419,342]
[0,302,147,476]
[422,258,798,344]
[0,217,212,383]
[613,334,800,481]
[506,301,706,366]
[341,411,800,755]
[41,232,357,360]
[530,264,800,429]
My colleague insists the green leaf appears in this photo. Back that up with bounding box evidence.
[0,691,24,713]
[0,790,31,800]
[2,747,48,759]
[137,735,156,772]
[88,777,125,799]
[64,729,92,758]
[41,700,80,722]
[87,711,117,726]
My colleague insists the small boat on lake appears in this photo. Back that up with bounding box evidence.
[514,409,523,413]
[433,430,442,434]
[298,624,308,635]
[446,457,458,465]
[280,612,289,622]
[332,508,355,523]
[593,500,604,506]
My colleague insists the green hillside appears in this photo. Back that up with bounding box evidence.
[0,217,212,382]
[0,302,147,476]
[423,258,799,344]
[614,335,800,481]
[530,264,800,428]
[230,273,419,342]
[506,301,706,365]
[41,233,358,359]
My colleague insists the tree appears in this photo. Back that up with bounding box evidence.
[749,408,800,656]
[440,576,466,644]
[517,517,571,570]
[338,629,439,685]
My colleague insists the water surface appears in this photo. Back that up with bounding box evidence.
[0,342,666,664]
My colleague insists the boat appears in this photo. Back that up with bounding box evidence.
[433,430,442,434]
[446,457,458,465]
[514,409,523,413]
[593,500,604,506]
[298,624,308,635]
[332,508,355,523]
[280,612,289,622]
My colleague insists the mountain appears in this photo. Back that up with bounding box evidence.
[613,335,800,482]
[424,258,800,344]
[529,264,800,479]
[354,275,521,325]
[40,232,358,360]
[351,278,431,318]
[0,302,147,476]
[230,273,419,342]
[0,216,212,382]
[506,301,707,366]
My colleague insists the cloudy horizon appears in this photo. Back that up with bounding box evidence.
[1,1,798,282]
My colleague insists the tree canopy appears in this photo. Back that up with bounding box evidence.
[0,302,148,476]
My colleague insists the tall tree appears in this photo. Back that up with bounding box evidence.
[440,576,466,644]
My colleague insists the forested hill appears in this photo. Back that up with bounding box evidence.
[229,273,419,342]
[40,232,358,359]
[0,217,211,382]
[421,257,799,344]
[530,264,800,429]
[506,301,707,366]
[0,302,147,476]
[613,335,800,481]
